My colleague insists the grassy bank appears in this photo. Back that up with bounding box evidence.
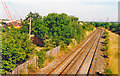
[105,29,119,74]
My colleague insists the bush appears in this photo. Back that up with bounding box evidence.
[20,67,25,74]
[60,42,67,50]
[105,67,112,74]
[103,34,109,39]
[2,26,35,73]
[111,28,116,32]
[2,69,7,75]
[26,12,87,47]
[104,39,109,44]
[104,51,108,56]
[27,63,37,73]
[48,56,54,62]
[103,45,109,51]
[103,31,108,34]
[37,50,47,68]
[103,31,109,39]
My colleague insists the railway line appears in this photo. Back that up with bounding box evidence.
[47,28,103,75]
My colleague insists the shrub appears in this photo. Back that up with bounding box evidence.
[103,31,108,35]
[111,28,116,32]
[105,67,112,74]
[103,45,109,51]
[20,67,25,74]
[2,26,35,73]
[27,63,37,73]
[103,34,109,39]
[103,31,109,39]
[2,69,7,75]
[60,42,67,50]
[37,50,47,68]
[48,56,54,62]
[104,39,109,44]
[104,51,108,56]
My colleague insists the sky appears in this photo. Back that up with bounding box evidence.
[0,0,119,22]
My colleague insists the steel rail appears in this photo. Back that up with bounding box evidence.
[48,29,99,75]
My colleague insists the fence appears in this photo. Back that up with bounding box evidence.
[46,46,61,57]
[12,57,38,74]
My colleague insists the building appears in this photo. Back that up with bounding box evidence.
[118,1,120,22]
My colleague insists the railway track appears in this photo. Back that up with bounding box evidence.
[75,29,103,75]
[47,28,103,75]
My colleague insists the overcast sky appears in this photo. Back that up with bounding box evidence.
[0,0,119,22]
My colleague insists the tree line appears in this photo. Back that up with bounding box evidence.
[22,12,95,49]
[89,22,120,35]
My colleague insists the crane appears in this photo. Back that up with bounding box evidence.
[2,0,22,29]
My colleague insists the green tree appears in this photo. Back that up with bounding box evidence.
[2,26,35,73]
[24,12,42,21]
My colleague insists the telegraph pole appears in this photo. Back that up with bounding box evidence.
[107,17,109,22]
[29,17,31,39]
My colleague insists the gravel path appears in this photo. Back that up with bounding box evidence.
[89,37,106,74]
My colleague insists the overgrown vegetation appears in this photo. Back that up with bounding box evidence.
[24,12,94,48]
[27,63,37,73]
[37,49,55,68]
[2,26,35,74]
[102,31,109,55]
[24,12,95,68]
[102,31,112,74]
[91,22,120,35]
[48,56,55,62]
[105,67,112,74]
[2,12,95,73]
[37,50,47,68]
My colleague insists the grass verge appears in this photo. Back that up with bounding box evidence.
[103,29,119,74]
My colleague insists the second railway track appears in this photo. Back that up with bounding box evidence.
[47,28,103,76]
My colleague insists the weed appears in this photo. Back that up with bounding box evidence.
[37,50,47,68]
[104,39,109,44]
[105,67,112,74]
[49,56,54,62]
[20,67,25,74]
[27,63,37,73]
[104,52,108,56]
[103,45,109,51]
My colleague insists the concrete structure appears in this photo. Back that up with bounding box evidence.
[12,57,38,74]
[46,46,61,57]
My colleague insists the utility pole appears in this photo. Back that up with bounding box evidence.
[107,17,109,22]
[29,17,31,39]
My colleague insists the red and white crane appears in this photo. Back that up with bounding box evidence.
[2,0,22,29]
